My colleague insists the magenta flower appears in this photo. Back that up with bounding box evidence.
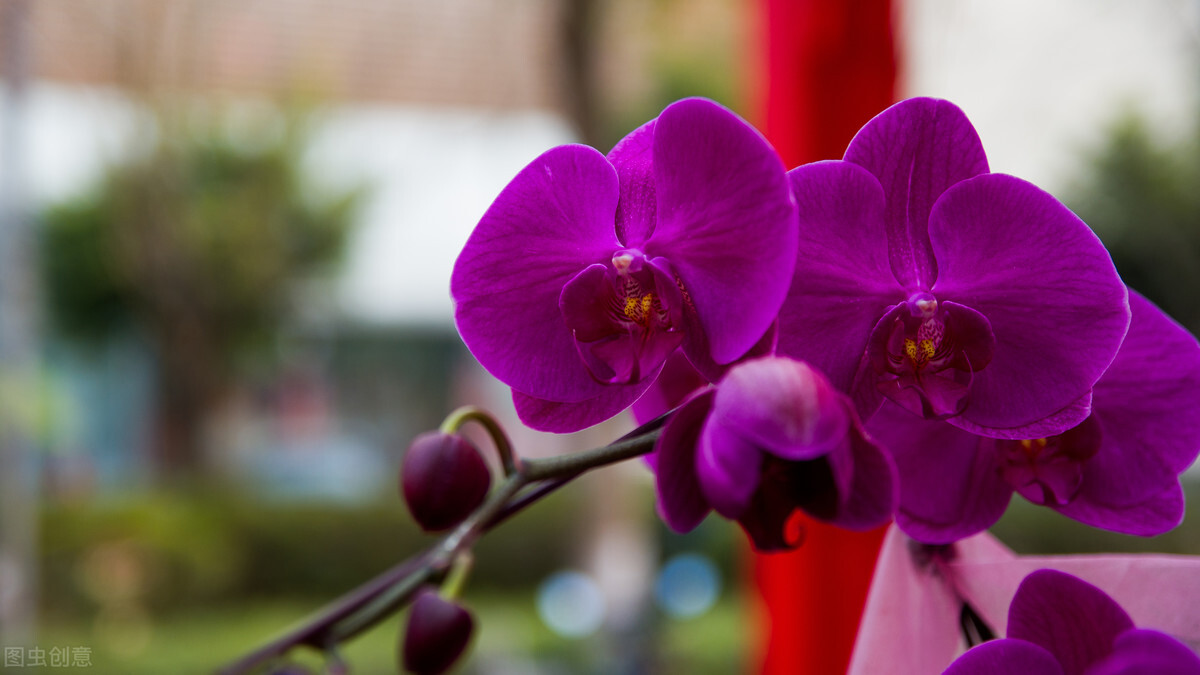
[451,98,797,432]
[944,569,1200,675]
[873,290,1200,543]
[777,97,1129,437]
[653,356,896,551]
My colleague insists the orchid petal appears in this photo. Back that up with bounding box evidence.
[512,381,651,433]
[644,98,798,365]
[1088,291,1200,477]
[682,316,778,385]
[711,357,850,461]
[1055,481,1184,537]
[869,402,1012,543]
[696,414,763,519]
[778,161,904,394]
[1007,569,1134,675]
[830,416,898,531]
[452,144,622,403]
[630,350,710,425]
[654,390,715,533]
[844,97,989,290]
[1089,629,1200,675]
[947,392,1092,440]
[942,639,1065,675]
[930,173,1129,432]
[607,118,658,247]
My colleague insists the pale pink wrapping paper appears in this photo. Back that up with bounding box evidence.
[849,524,1200,674]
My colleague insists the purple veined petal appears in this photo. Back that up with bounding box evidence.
[844,97,989,290]
[682,313,778,385]
[826,412,898,531]
[942,639,1065,675]
[512,379,652,433]
[1007,569,1135,675]
[696,414,764,519]
[868,401,1013,544]
[709,357,850,462]
[1088,629,1200,675]
[850,348,886,421]
[654,390,715,534]
[630,350,710,425]
[777,160,905,394]
[1089,290,1200,476]
[1054,480,1184,537]
[930,173,1130,431]
[607,118,658,247]
[948,392,1092,440]
[1054,409,1180,511]
[642,97,798,365]
[452,144,622,403]
[819,432,856,518]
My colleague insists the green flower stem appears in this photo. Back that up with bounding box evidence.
[521,427,662,482]
[439,552,474,601]
[217,420,664,675]
[440,406,519,477]
[329,472,525,644]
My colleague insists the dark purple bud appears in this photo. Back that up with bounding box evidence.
[401,431,491,532]
[401,589,475,675]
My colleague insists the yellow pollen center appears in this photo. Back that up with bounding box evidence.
[1018,438,1049,458]
[624,293,656,325]
[904,338,938,368]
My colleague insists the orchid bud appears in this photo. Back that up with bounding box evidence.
[401,589,475,675]
[401,431,491,532]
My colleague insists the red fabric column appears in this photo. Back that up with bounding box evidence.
[751,1,898,674]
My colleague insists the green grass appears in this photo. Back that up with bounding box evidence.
[38,592,748,674]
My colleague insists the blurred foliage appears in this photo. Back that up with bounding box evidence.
[1065,110,1200,334]
[39,484,747,672]
[38,108,364,475]
[38,485,606,616]
[599,0,747,151]
[40,593,748,675]
[40,110,360,351]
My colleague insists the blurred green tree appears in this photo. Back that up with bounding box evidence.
[1066,110,1200,335]
[40,112,362,480]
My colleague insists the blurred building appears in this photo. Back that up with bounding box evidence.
[1,0,598,496]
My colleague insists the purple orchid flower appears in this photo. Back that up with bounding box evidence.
[873,290,1200,544]
[451,98,797,432]
[777,97,1129,438]
[943,569,1200,675]
[653,356,897,552]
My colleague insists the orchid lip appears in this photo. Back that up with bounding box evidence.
[997,416,1102,506]
[868,298,995,420]
[559,255,685,385]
